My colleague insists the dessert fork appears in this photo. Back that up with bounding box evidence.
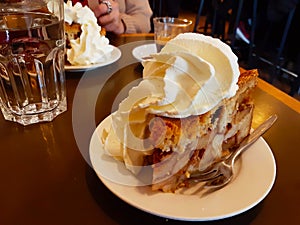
[189,114,278,189]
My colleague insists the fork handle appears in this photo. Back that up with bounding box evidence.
[230,114,278,164]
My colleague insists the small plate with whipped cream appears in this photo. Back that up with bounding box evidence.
[63,1,121,72]
[64,45,121,72]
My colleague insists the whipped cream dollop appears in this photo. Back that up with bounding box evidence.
[102,33,240,173]
[64,1,113,65]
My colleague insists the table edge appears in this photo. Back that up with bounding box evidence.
[257,78,300,114]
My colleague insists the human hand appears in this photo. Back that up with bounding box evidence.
[92,0,125,34]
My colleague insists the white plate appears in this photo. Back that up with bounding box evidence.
[65,45,121,72]
[89,115,276,221]
[132,43,157,61]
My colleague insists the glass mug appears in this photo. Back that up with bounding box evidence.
[0,0,66,126]
[153,17,192,52]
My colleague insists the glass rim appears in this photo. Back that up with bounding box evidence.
[153,17,192,26]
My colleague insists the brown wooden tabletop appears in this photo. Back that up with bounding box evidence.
[0,34,299,225]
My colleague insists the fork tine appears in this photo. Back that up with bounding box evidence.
[204,173,232,189]
[189,169,219,182]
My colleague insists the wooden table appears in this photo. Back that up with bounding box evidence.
[0,34,299,225]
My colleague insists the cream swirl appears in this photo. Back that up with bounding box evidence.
[160,33,239,99]
[137,33,240,117]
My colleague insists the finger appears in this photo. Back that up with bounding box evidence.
[93,3,108,18]
[93,0,115,17]
[98,9,118,25]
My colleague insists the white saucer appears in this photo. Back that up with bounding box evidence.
[89,115,276,221]
[65,46,121,72]
[132,44,157,61]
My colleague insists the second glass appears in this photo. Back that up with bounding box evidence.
[153,17,192,52]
